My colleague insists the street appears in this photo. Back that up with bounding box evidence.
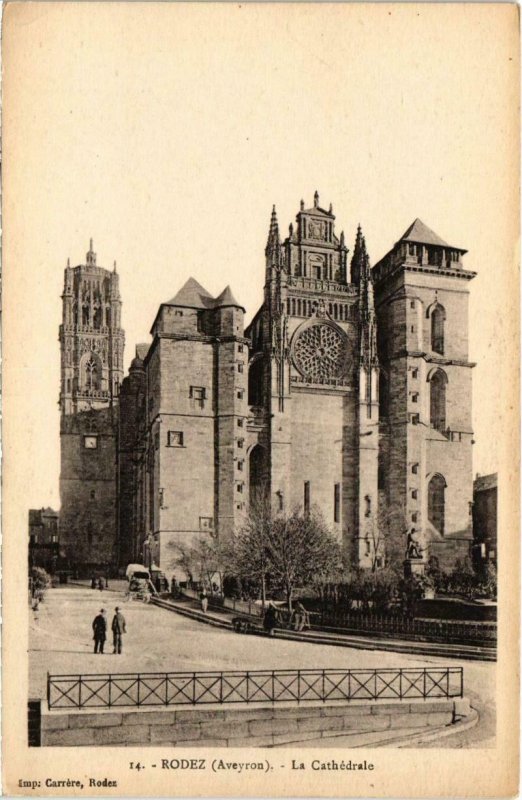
[30,584,496,747]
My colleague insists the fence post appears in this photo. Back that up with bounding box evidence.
[322,669,325,702]
[246,672,250,704]
[47,673,50,710]
[297,670,301,704]
[137,674,140,707]
[79,677,82,709]
[399,669,403,699]
[192,672,196,705]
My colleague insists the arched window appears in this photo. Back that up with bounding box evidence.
[428,474,446,535]
[431,304,445,354]
[429,369,447,433]
[81,352,101,392]
[85,358,99,390]
[249,445,268,508]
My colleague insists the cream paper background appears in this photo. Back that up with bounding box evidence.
[2,2,519,796]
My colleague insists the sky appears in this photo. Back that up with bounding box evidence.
[4,3,519,510]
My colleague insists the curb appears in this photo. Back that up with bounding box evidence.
[151,598,496,662]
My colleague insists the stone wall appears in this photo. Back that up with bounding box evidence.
[60,407,118,570]
[40,698,464,747]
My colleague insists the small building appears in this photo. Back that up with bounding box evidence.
[472,473,497,568]
[28,508,60,573]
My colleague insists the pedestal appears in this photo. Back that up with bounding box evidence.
[403,559,425,578]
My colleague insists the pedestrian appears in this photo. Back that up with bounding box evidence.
[263,603,278,637]
[200,589,208,614]
[91,574,96,590]
[111,606,127,654]
[98,576,105,591]
[92,608,107,654]
[292,601,308,632]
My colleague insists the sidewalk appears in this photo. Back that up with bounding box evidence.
[152,596,496,662]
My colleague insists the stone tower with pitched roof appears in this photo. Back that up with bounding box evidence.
[373,218,476,570]
[124,277,248,571]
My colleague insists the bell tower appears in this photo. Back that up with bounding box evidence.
[59,241,125,573]
[59,240,124,416]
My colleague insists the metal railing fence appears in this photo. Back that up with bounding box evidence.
[48,666,463,710]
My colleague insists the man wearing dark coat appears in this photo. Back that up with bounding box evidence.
[92,609,107,654]
[111,607,127,654]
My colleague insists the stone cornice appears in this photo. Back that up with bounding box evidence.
[144,332,250,364]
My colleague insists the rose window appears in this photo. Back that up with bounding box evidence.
[293,323,346,383]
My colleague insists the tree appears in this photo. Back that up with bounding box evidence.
[231,505,342,610]
[170,535,227,591]
[229,499,273,606]
[364,505,417,573]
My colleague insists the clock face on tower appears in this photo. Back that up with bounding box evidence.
[293,323,347,383]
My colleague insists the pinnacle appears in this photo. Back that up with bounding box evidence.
[266,204,281,252]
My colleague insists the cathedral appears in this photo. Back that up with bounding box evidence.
[59,195,476,578]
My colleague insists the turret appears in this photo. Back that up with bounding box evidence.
[356,229,378,369]
[265,205,282,284]
[351,224,365,285]
[86,238,97,267]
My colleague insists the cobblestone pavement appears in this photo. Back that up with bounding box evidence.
[30,585,496,747]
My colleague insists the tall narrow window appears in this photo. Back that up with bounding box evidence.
[190,386,206,408]
[304,481,310,515]
[428,474,446,535]
[334,483,340,523]
[431,305,445,355]
[379,372,389,419]
[429,369,447,433]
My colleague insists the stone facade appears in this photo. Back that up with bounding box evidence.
[59,242,124,572]
[116,196,476,577]
[61,200,476,577]
[373,219,476,571]
[119,281,249,575]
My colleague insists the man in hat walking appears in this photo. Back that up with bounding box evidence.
[111,607,127,654]
[92,609,107,654]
